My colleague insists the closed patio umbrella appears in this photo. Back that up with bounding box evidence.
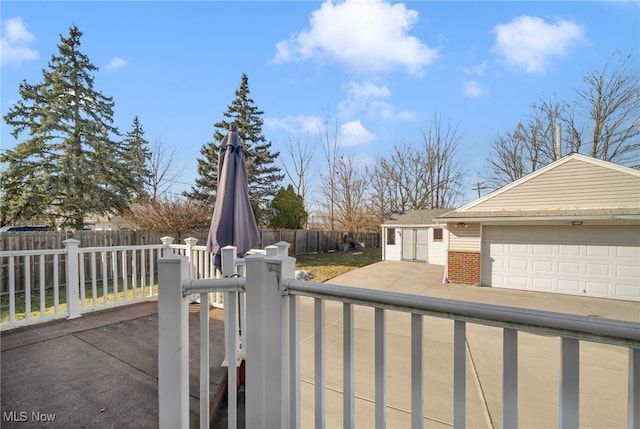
[206,124,260,268]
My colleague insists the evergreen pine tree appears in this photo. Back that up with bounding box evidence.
[269,185,308,229]
[1,25,135,229]
[186,73,283,221]
[123,116,152,201]
[187,141,219,206]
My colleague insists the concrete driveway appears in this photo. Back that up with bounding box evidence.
[297,260,639,428]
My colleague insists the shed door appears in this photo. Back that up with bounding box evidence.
[402,228,428,262]
[481,225,640,301]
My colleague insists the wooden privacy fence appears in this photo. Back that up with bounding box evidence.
[0,229,380,294]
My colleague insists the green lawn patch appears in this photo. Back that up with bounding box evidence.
[1,278,158,324]
[295,247,382,283]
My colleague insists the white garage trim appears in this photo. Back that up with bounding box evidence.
[481,225,640,301]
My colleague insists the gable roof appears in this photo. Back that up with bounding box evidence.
[381,209,451,227]
[438,153,640,221]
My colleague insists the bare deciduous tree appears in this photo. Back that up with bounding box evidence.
[574,51,640,166]
[333,156,371,232]
[370,115,464,219]
[484,130,527,189]
[422,115,465,209]
[280,137,315,207]
[483,96,574,189]
[147,139,182,201]
[317,114,341,230]
[484,51,639,189]
[125,198,211,237]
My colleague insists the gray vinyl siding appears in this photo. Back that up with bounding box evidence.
[448,223,481,251]
[472,159,640,211]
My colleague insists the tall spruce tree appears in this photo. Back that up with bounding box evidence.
[123,116,152,201]
[186,73,283,222]
[1,25,135,229]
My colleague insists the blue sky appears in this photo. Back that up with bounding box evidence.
[1,1,639,205]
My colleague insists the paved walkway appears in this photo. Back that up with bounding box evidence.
[297,261,639,428]
[2,260,638,428]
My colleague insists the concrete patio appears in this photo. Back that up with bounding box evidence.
[2,260,638,428]
[1,300,227,429]
[296,261,638,428]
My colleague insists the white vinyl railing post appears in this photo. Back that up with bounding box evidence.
[157,254,189,429]
[630,348,639,429]
[245,253,267,426]
[560,338,579,429]
[63,239,81,319]
[245,249,295,429]
[221,245,239,429]
[274,241,291,256]
[160,236,174,257]
[184,237,198,278]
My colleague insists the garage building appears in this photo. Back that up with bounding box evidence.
[437,153,640,301]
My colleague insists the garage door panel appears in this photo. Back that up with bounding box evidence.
[508,258,528,270]
[618,246,640,258]
[509,244,528,254]
[618,264,640,278]
[507,275,528,288]
[586,263,610,276]
[536,244,554,255]
[558,279,580,293]
[482,225,639,301]
[587,246,611,257]
[532,260,553,272]
[559,245,581,256]
[586,281,610,297]
[532,277,553,289]
[558,261,580,274]
[617,284,640,300]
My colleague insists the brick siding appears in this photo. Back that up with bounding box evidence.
[447,250,480,285]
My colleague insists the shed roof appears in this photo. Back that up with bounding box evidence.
[382,209,452,227]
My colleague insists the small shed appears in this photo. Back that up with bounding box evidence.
[381,209,451,265]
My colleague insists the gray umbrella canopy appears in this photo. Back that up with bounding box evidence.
[206,124,260,267]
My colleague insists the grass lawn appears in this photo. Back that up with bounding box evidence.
[1,248,382,324]
[295,247,382,283]
[0,279,158,324]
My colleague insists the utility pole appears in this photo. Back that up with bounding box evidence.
[473,181,488,198]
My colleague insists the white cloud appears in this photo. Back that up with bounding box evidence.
[491,15,585,73]
[369,101,417,120]
[1,17,38,67]
[464,61,488,76]
[338,79,416,120]
[463,80,489,97]
[338,120,375,147]
[272,0,438,75]
[106,57,127,70]
[266,115,323,135]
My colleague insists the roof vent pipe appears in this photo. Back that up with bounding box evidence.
[555,123,562,160]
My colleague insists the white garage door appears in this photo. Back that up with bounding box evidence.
[481,225,640,301]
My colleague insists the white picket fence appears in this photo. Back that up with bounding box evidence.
[158,243,640,429]
[0,236,219,330]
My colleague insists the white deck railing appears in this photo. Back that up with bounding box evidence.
[158,243,640,429]
[0,236,218,329]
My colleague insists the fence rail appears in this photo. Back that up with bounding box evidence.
[0,236,225,330]
[0,229,380,295]
[158,244,640,429]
